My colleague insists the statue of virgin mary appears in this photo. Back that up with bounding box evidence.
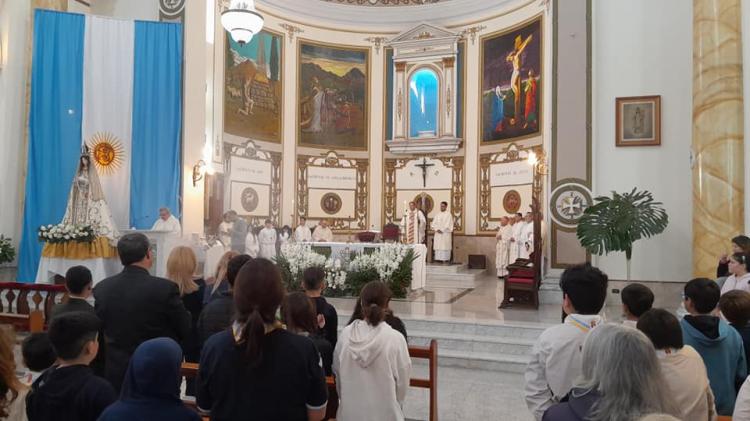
[61,146,119,244]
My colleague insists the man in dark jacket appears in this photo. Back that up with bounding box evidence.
[94,233,191,392]
[197,254,252,345]
[26,312,117,421]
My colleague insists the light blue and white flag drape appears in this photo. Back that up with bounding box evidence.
[18,10,183,282]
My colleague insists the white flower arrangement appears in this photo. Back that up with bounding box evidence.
[278,242,347,290]
[348,243,411,282]
[38,223,96,244]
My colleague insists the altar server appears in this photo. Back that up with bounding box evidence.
[244,227,259,258]
[294,217,312,242]
[495,216,512,277]
[520,212,535,259]
[217,212,233,248]
[258,220,278,259]
[401,202,426,245]
[431,202,454,263]
[151,207,181,236]
[313,220,334,242]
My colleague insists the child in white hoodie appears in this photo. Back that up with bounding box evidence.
[333,281,411,421]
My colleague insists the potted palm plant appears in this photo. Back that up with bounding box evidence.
[0,236,15,266]
[576,188,668,281]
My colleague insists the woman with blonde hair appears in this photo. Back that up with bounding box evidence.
[204,250,239,304]
[166,246,205,396]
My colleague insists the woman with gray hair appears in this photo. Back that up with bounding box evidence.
[543,324,677,421]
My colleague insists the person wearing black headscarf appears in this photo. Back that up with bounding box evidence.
[98,338,200,421]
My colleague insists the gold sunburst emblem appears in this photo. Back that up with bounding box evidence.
[86,132,125,175]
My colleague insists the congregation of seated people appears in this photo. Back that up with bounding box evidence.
[1,232,750,420]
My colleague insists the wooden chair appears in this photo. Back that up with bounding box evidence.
[499,255,539,309]
[181,339,439,421]
[0,282,67,332]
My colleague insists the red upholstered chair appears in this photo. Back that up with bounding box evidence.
[357,231,377,243]
[500,253,539,309]
[382,223,400,242]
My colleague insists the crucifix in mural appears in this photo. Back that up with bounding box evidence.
[415,157,435,188]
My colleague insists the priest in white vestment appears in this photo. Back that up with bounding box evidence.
[313,220,334,242]
[519,212,535,259]
[431,202,453,263]
[258,220,278,259]
[151,207,181,236]
[508,213,523,264]
[401,201,426,245]
[294,217,312,242]
[495,216,512,277]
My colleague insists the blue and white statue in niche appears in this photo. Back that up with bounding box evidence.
[408,68,439,138]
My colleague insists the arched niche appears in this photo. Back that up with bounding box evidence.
[386,23,462,154]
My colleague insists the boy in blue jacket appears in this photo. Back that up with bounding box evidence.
[681,277,747,415]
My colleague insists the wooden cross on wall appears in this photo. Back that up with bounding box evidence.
[415,157,434,188]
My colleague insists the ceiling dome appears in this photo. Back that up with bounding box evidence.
[258,0,530,32]
[320,0,450,6]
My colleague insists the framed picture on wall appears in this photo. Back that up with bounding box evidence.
[615,95,661,147]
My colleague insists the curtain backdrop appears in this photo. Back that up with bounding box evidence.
[18,10,85,282]
[130,20,183,229]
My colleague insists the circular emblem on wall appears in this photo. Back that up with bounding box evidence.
[321,193,342,215]
[241,187,259,213]
[87,132,124,175]
[159,0,186,17]
[503,190,522,214]
[413,194,434,215]
[549,183,594,228]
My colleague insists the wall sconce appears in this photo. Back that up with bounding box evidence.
[192,160,214,186]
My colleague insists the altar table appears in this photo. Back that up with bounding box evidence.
[307,242,426,290]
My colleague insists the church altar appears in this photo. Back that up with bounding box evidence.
[307,242,426,290]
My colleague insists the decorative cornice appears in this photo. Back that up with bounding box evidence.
[321,0,447,6]
[279,23,304,42]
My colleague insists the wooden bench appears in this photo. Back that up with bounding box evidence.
[0,282,67,333]
[181,339,439,421]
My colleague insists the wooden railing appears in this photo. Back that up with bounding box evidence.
[0,282,67,332]
[181,339,439,421]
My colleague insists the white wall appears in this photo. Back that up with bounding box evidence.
[592,0,693,282]
[90,0,158,21]
[0,0,31,255]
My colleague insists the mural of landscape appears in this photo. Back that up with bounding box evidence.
[224,30,283,143]
[298,42,369,149]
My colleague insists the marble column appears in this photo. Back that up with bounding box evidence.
[693,0,745,278]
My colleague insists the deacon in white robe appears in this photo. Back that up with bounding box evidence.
[258,220,278,259]
[313,220,334,242]
[431,202,454,263]
[294,217,312,242]
[151,207,181,236]
[401,202,426,245]
[519,212,535,259]
[495,216,513,277]
[508,213,524,264]
[245,228,259,258]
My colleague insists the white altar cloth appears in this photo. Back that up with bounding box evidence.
[307,242,426,290]
[35,256,122,285]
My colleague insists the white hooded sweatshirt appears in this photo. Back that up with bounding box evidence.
[333,319,411,421]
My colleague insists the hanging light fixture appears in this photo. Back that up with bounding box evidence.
[221,0,264,45]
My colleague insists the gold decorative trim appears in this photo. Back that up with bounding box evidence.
[477,143,538,233]
[395,61,407,72]
[297,151,369,231]
[225,140,283,227]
